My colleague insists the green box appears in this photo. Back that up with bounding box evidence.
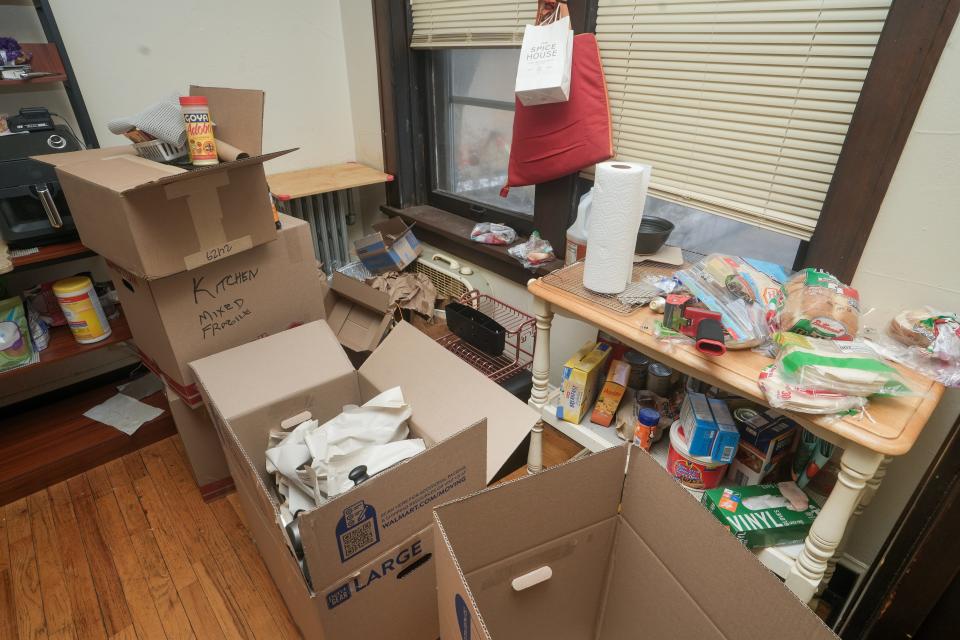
[701,484,821,549]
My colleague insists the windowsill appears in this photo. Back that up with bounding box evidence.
[380,205,564,287]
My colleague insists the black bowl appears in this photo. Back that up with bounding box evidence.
[634,216,675,255]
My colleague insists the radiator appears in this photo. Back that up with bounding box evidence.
[284,191,355,275]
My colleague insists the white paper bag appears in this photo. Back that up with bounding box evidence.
[515,15,573,106]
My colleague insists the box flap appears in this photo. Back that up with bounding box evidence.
[359,322,538,483]
[32,144,137,167]
[330,272,391,314]
[326,300,392,354]
[54,153,186,193]
[433,446,627,574]
[189,320,354,423]
[371,217,414,247]
[122,148,295,194]
[621,448,838,639]
[299,420,487,591]
[191,85,264,155]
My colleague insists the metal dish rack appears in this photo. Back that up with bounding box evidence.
[436,291,535,384]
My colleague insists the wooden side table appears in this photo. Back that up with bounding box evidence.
[525,277,943,603]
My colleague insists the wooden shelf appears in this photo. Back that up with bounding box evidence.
[267,162,392,199]
[0,311,132,381]
[0,43,67,87]
[529,278,945,457]
[10,239,93,269]
[0,385,174,505]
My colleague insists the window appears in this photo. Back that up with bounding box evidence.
[428,49,535,227]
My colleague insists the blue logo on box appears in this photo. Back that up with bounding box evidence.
[455,594,471,640]
[336,500,380,563]
[326,583,351,610]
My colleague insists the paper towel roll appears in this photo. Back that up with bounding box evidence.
[582,161,651,294]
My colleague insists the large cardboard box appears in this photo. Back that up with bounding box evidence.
[36,86,291,280]
[111,214,326,407]
[189,320,538,640]
[434,446,838,640]
[164,387,231,495]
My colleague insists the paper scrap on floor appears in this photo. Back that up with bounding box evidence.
[116,371,164,399]
[84,393,165,435]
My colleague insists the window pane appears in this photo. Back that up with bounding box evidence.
[645,197,800,268]
[433,49,534,217]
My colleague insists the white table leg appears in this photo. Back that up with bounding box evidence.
[785,446,883,603]
[527,286,553,475]
[816,455,893,597]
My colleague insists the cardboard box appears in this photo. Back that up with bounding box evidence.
[735,407,798,471]
[353,218,421,274]
[557,341,611,424]
[189,320,538,640]
[111,214,325,407]
[35,86,291,280]
[164,387,230,491]
[702,484,821,549]
[727,452,786,486]
[679,392,717,457]
[434,446,837,640]
[323,271,393,353]
[707,398,739,464]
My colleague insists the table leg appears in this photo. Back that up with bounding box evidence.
[817,455,893,597]
[785,446,883,603]
[527,288,553,475]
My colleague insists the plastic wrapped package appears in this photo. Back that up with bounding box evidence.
[758,364,868,415]
[470,222,517,245]
[775,333,914,397]
[866,308,960,387]
[675,255,780,349]
[780,269,860,340]
[508,231,555,269]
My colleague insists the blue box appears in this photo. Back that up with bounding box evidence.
[679,392,717,457]
[708,398,740,464]
[735,407,797,460]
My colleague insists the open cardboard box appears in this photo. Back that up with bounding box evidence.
[354,218,422,275]
[324,270,393,354]
[434,445,838,640]
[111,214,326,407]
[35,86,291,280]
[164,388,231,495]
[189,320,538,639]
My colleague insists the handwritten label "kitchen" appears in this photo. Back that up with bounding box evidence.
[191,267,260,339]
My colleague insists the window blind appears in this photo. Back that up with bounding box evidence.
[410,0,538,48]
[595,0,891,239]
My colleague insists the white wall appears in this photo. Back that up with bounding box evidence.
[842,21,960,567]
[37,0,358,173]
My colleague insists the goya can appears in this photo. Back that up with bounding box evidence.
[179,95,219,166]
[52,276,112,344]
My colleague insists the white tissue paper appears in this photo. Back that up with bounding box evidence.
[265,387,426,508]
[582,161,652,294]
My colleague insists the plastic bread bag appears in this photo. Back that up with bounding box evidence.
[675,257,776,349]
[471,222,517,245]
[864,307,960,387]
[508,231,555,269]
[780,268,860,340]
[774,332,915,397]
[758,364,868,415]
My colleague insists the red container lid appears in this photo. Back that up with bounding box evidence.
[179,96,208,106]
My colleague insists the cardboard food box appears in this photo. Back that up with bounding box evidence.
[707,398,739,464]
[164,388,231,496]
[35,86,291,280]
[111,214,325,407]
[434,446,837,640]
[189,320,538,640]
[354,218,422,274]
[727,451,787,486]
[557,341,611,424]
[702,484,821,549]
[679,391,717,457]
[590,359,630,427]
[324,271,393,354]
[735,407,798,467]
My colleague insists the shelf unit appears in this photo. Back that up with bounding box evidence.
[10,240,93,270]
[0,1,98,146]
[0,311,131,381]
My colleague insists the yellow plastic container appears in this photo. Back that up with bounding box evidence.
[52,276,111,344]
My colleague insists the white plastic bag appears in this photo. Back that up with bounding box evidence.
[515,14,573,106]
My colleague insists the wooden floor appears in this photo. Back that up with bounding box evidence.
[0,435,301,640]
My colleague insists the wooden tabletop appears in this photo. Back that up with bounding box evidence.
[529,278,944,456]
[267,162,391,199]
